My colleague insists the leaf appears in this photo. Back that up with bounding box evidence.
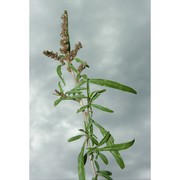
[68,95,87,100]
[90,89,106,102]
[111,150,125,169]
[98,139,135,151]
[66,90,82,95]
[81,74,88,79]
[74,87,87,91]
[68,63,78,73]
[90,89,106,98]
[97,132,111,147]
[66,87,86,95]
[88,135,98,145]
[75,79,87,89]
[89,78,137,94]
[94,160,100,171]
[104,170,112,176]
[78,143,86,180]
[56,65,66,85]
[86,121,92,131]
[75,58,85,64]
[83,153,87,165]
[58,81,63,92]
[77,105,88,113]
[92,120,125,169]
[91,104,114,113]
[99,170,113,180]
[79,129,86,133]
[98,152,109,165]
[54,98,62,106]
[68,135,84,142]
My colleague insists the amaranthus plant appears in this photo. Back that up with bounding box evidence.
[43,10,137,180]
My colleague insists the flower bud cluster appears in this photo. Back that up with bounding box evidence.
[59,10,70,54]
[43,50,65,65]
[66,42,82,62]
[43,10,83,68]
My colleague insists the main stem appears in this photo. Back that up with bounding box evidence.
[69,67,97,177]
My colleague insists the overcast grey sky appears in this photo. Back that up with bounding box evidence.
[30,0,150,179]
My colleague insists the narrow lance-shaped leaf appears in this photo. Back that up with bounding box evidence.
[68,135,84,142]
[99,170,113,180]
[74,79,87,89]
[94,160,100,171]
[90,89,106,102]
[77,105,88,113]
[58,81,63,93]
[74,57,85,64]
[98,152,109,165]
[54,98,62,106]
[68,63,78,73]
[98,139,135,151]
[104,170,112,176]
[67,95,87,100]
[83,153,87,165]
[90,89,106,98]
[89,78,137,94]
[56,65,66,85]
[97,131,111,147]
[91,104,114,113]
[78,143,86,180]
[92,120,125,169]
[87,135,98,145]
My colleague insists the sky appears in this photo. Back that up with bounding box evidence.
[30,0,150,179]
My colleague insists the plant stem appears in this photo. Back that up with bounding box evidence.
[68,67,97,178]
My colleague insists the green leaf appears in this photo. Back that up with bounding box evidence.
[104,170,112,176]
[99,170,113,180]
[58,81,63,93]
[75,79,87,89]
[75,58,85,64]
[90,89,106,102]
[111,151,125,169]
[88,135,98,145]
[54,98,62,106]
[92,120,125,169]
[73,87,87,91]
[79,129,86,133]
[94,160,100,171]
[97,132,111,147]
[68,63,78,73]
[99,152,109,165]
[68,135,84,142]
[89,78,137,94]
[91,104,114,113]
[68,95,87,100]
[66,90,82,95]
[83,153,87,165]
[81,74,88,79]
[56,65,66,85]
[77,105,88,113]
[78,143,86,180]
[86,121,92,131]
[90,89,106,98]
[66,87,86,95]
[98,139,135,151]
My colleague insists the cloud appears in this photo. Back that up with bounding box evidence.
[30,0,150,179]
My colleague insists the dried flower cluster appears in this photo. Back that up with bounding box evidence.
[43,50,65,65]
[59,10,70,54]
[43,10,83,68]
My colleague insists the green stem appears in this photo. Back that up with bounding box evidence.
[68,67,96,178]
